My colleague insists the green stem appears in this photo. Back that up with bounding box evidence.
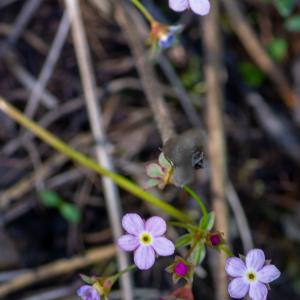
[183,185,208,217]
[131,0,154,23]
[0,97,190,223]
[116,264,136,278]
[220,245,235,257]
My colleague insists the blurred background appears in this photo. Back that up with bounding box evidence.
[0,0,300,299]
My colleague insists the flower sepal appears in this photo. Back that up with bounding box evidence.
[166,256,194,283]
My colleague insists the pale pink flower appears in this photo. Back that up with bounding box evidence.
[225,249,280,300]
[118,213,175,270]
[169,0,210,16]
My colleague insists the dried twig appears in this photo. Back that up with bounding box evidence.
[202,1,229,299]
[222,0,298,110]
[25,11,70,118]
[0,0,42,56]
[64,1,133,299]
[0,245,116,298]
[112,0,175,143]
[5,53,58,108]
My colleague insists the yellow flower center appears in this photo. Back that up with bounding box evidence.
[246,271,256,282]
[139,232,153,245]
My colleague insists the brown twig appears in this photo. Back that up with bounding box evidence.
[202,1,229,299]
[112,0,175,144]
[0,245,116,298]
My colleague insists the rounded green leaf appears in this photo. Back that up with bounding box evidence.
[59,202,81,223]
[39,190,62,208]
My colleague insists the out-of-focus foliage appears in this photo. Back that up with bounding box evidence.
[39,190,81,223]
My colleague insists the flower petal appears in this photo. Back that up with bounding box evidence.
[122,213,144,236]
[146,178,161,188]
[77,285,100,300]
[228,278,249,299]
[159,152,172,169]
[225,257,247,277]
[249,282,268,300]
[258,264,281,283]
[118,234,139,251]
[152,237,175,256]
[169,0,189,12]
[145,216,167,236]
[134,245,155,270]
[246,249,265,271]
[146,163,164,179]
[189,0,211,16]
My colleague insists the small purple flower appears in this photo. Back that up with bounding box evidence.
[77,285,100,300]
[118,213,175,270]
[225,249,281,300]
[169,0,210,16]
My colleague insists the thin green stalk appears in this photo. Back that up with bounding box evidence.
[0,97,190,223]
[183,185,208,217]
[131,0,154,23]
[220,245,235,257]
[115,264,136,279]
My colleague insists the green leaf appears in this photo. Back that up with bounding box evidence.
[285,15,300,32]
[169,221,199,231]
[199,212,215,230]
[192,243,206,265]
[239,62,265,87]
[39,190,62,208]
[273,0,295,17]
[267,38,288,62]
[59,202,81,223]
[175,233,192,248]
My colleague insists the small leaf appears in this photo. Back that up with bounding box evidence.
[175,234,192,248]
[199,212,215,230]
[239,62,265,87]
[267,38,288,62]
[79,273,96,284]
[39,190,62,208]
[273,0,295,17]
[192,243,206,265]
[285,15,300,32]
[59,202,81,223]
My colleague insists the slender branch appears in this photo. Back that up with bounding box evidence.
[0,97,190,223]
[64,0,133,298]
[130,0,154,23]
[183,185,208,217]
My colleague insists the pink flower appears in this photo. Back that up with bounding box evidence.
[77,285,100,300]
[118,213,175,270]
[225,249,281,300]
[169,0,210,16]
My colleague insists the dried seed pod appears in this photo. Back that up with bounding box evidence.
[162,129,206,187]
